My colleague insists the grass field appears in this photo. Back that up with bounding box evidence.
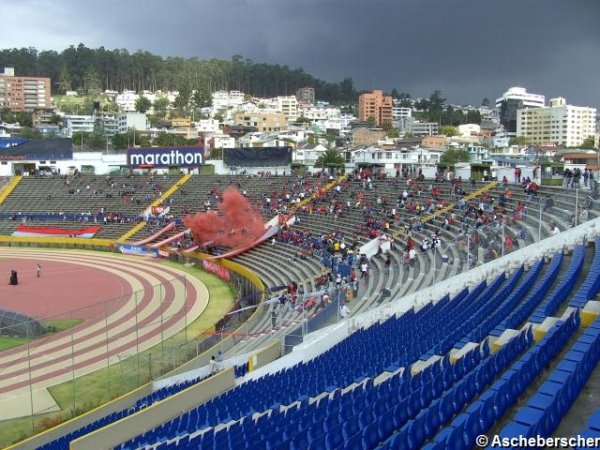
[0,261,236,448]
[0,336,28,352]
[0,319,84,352]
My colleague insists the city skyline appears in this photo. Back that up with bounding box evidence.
[1,0,599,107]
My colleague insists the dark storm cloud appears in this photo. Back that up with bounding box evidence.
[2,0,599,106]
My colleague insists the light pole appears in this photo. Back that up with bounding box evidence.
[538,200,543,241]
[501,223,505,257]
[432,243,437,285]
[575,187,579,227]
[466,228,470,270]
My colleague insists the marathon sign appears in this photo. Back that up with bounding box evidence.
[127,147,204,168]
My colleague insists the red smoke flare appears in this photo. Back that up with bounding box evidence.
[184,188,265,248]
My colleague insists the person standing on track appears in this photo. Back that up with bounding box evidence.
[36,263,41,278]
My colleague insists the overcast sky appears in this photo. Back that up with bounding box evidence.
[2,0,599,107]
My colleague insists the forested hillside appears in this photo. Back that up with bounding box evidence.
[0,44,357,104]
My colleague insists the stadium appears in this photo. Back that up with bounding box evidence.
[0,144,599,450]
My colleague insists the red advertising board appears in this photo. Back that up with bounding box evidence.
[202,259,231,281]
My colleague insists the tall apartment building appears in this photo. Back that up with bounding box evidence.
[276,96,298,122]
[517,97,597,148]
[495,86,545,134]
[296,87,315,105]
[0,67,51,112]
[358,90,393,126]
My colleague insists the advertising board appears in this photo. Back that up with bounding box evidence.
[127,147,204,168]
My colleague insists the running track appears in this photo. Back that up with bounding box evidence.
[0,248,209,409]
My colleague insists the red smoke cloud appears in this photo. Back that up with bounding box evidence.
[184,188,265,248]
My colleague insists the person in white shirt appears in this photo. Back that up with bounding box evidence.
[340,303,350,318]
[551,224,560,236]
[360,262,369,278]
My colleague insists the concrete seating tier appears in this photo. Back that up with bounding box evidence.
[1,174,181,216]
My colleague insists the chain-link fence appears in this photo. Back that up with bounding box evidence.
[0,263,263,438]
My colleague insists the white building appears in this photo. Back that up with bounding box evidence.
[205,132,236,149]
[276,96,299,122]
[350,146,442,175]
[458,124,481,138]
[126,112,150,131]
[115,90,139,112]
[392,103,412,121]
[238,132,288,148]
[212,90,245,111]
[96,114,127,136]
[294,143,328,168]
[64,115,95,136]
[496,86,545,134]
[407,120,439,136]
[517,97,597,148]
[195,119,221,134]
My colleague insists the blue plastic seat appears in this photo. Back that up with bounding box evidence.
[362,421,381,450]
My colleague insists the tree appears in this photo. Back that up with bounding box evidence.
[581,136,596,149]
[172,85,192,116]
[191,87,212,111]
[294,116,311,125]
[481,98,491,107]
[0,45,361,104]
[428,90,446,113]
[315,148,345,168]
[72,131,107,150]
[399,98,412,108]
[135,95,152,113]
[509,136,529,146]
[366,116,376,126]
[82,66,101,95]
[415,98,430,111]
[209,147,224,159]
[102,102,120,113]
[48,114,64,127]
[382,120,394,132]
[153,132,187,147]
[382,120,399,138]
[440,148,470,166]
[440,125,459,137]
[153,97,170,119]
[57,66,72,94]
[112,133,129,150]
[19,127,43,139]
[307,134,319,146]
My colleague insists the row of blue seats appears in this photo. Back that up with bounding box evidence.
[575,408,600,449]
[570,237,600,308]
[38,373,210,450]
[169,344,489,450]
[120,275,525,448]
[530,244,585,323]
[379,328,533,450]
[423,310,580,450]
[119,272,537,449]
[491,251,563,335]
[444,267,524,351]
[464,259,544,344]
[495,314,600,447]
